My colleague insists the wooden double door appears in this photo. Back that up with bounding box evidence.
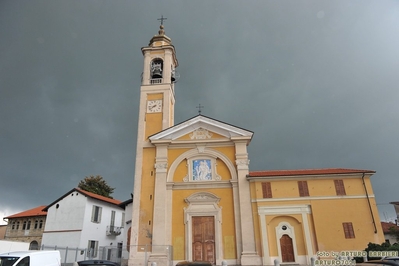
[192,216,215,263]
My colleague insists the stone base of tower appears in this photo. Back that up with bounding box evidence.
[128,251,150,266]
[240,252,262,266]
[148,253,169,266]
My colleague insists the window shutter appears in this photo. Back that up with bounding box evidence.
[262,182,272,198]
[111,211,115,227]
[121,213,125,227]
[98,207,102,223]
[91,206,95,222]
[298,181,309,197]
[343,222,355,238]
[335,180,346,195]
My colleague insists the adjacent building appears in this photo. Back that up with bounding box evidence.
[41,188,127,262]
[3,205,47,249]
[0,225,7,239]
[381,221,399,244]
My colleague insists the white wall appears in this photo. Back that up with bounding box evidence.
[42,189,126,259]
[122,201,132,247]
[79,197,125,249]
[42,191,87,248]
[44,191,86,231]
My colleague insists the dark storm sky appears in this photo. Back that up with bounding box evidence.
[1,1,398,223]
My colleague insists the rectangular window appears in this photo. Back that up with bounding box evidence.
[91,206,102,223]
[262,182,272,198]
[298,181,309,197]
[334,180,346,196]
[110,211,115,228]
[343,222,355,238]
[88,240,99,258]
[117,242,123,258]
[121,213,125,228]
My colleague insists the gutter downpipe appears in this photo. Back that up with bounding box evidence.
[362,173,377,233]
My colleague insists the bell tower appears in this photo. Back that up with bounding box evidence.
[129,20,178,266]
[141,21,178,133]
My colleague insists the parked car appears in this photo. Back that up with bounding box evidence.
[366,258,399,266]
[0,250,61,266]
[74,260,120,266]
[176,261,213,266]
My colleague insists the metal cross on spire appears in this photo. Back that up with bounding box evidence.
[157,15,167,26]
[196,104,204,114]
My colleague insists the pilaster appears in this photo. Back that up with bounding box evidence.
[235,141,262,265]
[149,144,169,265]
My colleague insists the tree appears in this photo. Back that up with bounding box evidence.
[78,175,115,198]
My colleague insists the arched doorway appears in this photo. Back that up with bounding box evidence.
[280,235,294,262]
[29,241,39,250]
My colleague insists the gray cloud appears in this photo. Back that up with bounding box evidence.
[1,0,398,222]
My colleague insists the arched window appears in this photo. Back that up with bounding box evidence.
[27,220,31,230]
[11,221,15,230]
[39,220,43,229]
[22,221,27,230]
[150,59,163,79]
[34,220,38,229]
[16,221,20,230]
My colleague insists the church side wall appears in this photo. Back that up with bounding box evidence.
[251,174,384,265]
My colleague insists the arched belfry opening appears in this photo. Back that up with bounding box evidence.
[151,58,163,79]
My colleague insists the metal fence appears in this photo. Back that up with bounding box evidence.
[40,244,173,266]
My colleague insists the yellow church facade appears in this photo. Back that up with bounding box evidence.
[129,24,383,266]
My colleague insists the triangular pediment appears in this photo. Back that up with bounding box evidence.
[149,115,253,142]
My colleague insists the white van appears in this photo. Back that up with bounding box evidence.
[0,250,61,266]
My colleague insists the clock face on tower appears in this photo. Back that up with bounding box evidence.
[147,100,162,113]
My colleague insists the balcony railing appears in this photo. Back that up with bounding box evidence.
[150,78,163,84]
[106,225,122,236]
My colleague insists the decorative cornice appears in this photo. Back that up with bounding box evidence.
[185,192,221,204]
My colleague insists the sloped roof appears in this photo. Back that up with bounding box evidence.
[4,205,47,219]
[381,222,399,234]
[43,188,122,211]
[149,115,253,142]
[248,168,375,177]
[75,188,122,205]
[119,198,133,208]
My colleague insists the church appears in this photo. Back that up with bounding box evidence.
[128,23,384,266]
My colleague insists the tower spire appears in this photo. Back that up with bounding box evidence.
[157,16,167,35]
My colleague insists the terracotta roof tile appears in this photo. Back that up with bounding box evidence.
[43,188,122,211]
[248,168,375,177]
[76,188,122,205]
[5,205,47,219]
[381,222,399,234]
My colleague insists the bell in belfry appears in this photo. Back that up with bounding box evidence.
[151,61,163,79]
